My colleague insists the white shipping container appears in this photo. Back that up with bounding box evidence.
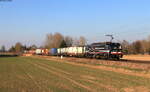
[58,46,86,56]
[36,49,42,54]
[71,47,77,55]
[77,47,86,54]
[57,48,61,54]
[60,48,66,54]
[66,47,69,53]
[68,47,72,54]
[77,47,82,54]
[60,48,63,54]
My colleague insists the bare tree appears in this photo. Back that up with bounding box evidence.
[132,40,143,54]
[44,32,64,49]
[146,36,150,54]
[53,32,64,48]
[60,40,67,48]
[0,45,6,52]
[45,33,54,49]
[64,36,73,47]
[72,38,79,46]
[119,35,150,55]
[30,44,37,50]
[140,40,148,54]
[79,36,87,46]
[15,42,23,53]
[121,40,129,54]
[9,46,15,52]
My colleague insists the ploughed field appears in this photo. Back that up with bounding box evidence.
[123,55,150,61]
[0,57,150,92]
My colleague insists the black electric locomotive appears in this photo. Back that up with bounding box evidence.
[85,42,123,59]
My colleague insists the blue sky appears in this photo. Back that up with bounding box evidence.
[0,0,150,48]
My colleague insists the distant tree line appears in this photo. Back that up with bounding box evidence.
[44,32,87,49]
[6,32,150,55]
[8,42,37,54]
[121,36,150,55]
[7,32,87,53]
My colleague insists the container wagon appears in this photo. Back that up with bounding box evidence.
[49,48,57,56]
[35,49,42,55]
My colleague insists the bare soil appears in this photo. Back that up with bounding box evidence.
[123,55,150,61]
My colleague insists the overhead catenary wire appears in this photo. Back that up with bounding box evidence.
[106,30,150,43]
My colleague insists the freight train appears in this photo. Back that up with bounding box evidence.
[35,42,123,60]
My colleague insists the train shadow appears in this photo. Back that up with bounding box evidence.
[0,55,19,57]
[119,59,150,64]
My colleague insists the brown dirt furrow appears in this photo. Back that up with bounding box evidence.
[29,61,120,92]
[36,61,71,75]
[17,62,53,92]
[64,61,150,78]
[80,75,96,80]
[82,78,119,92]
[18,66,43,92]
[29,61,96,92]
[25,73,41,89]
[55,82,74,92]
[123,86,150,92]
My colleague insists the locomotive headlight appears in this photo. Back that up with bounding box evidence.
[118,52,122,54]
[111,52,117,54]
[111,52,122,54]
[119,46,122,49]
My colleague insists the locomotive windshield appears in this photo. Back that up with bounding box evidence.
[110,43,122,50]
[90,43,109,50]
[89,42,122,52]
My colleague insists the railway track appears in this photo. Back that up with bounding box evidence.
[52,55,150,64]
